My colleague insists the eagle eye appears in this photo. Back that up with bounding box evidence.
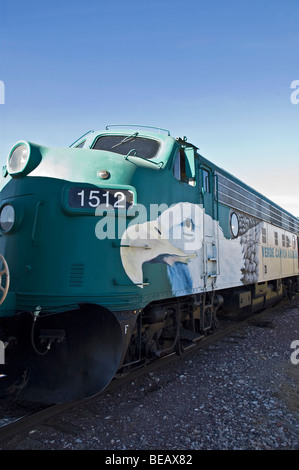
[183,218,194,233]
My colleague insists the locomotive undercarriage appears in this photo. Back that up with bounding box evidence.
[0,275,298,403]
[120,291,223,371]
[119,275,299,372]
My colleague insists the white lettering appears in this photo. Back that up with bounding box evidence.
[149,454,193,465]
[290,80,299,104]
[0,81,4,104]
[126,204,148,240]
[290,340,299,365]
[0,340,4,364]
[95,204,116,240]
[105,455,139,467]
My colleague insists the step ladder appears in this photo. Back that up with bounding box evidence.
[204,236,220,288]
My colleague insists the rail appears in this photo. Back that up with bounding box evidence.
[1,298,295,446]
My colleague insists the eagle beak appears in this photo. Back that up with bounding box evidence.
[120,220,196,288]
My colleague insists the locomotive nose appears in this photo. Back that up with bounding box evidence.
[12,304,123,403]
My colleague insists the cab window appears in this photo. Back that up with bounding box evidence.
[173,149,195,186]
[173,149,186,181]
[92,135,160,159]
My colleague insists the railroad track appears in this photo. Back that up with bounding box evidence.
[0,298,295,445]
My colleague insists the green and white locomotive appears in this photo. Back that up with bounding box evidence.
[0,125,298,402]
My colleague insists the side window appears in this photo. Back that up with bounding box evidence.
[76,140,86,148]
[202,169,210,193]
[262,227,267,243]
[282,234,285,247]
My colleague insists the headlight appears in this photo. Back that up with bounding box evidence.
[6,141,42,177]
[7,143,30,175]
[0,205,15,232]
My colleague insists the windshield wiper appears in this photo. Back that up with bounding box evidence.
[111,132,139,149]
[124,149,163,168]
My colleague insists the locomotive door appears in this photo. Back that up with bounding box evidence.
[200,166,213,221]
[198,164,219,288]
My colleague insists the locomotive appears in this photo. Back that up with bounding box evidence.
[0,124,298,403]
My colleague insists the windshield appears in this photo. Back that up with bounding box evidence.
[92,134,160,159]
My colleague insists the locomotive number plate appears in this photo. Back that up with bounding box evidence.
[68,187,134,210]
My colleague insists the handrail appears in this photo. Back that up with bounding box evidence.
[105,124,171,135]
[69,130,94,147]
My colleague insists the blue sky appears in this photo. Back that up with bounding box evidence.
[0,0,298,215]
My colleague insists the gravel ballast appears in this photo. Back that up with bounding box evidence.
[1,297,298,451]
